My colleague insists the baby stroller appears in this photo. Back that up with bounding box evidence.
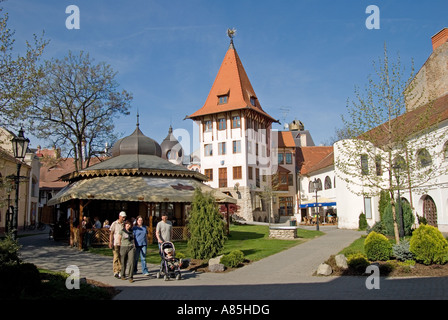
[156,242,182,281]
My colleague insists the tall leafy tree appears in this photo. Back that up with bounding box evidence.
[335,44,448,243]
[0,5,47,131]
[187,188,227,259]
[26,51,132,171]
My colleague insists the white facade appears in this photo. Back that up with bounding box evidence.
[334,118,448,232]
[299,165,337,223]
[198,112,273,221]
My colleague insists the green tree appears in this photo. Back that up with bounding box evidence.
[378,190,390,221]
[26,51,132,171]
[382,201,415,237]
[0,4,47,131]
[187,188,227,259]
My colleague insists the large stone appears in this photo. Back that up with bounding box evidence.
[208,264,225,272]
[208,255,224,266]
[335,254,348,269]
[317,263,332,276]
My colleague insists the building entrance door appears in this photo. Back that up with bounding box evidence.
[423,195,438,227]
[219,168,227,188]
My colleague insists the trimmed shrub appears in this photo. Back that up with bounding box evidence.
[0,262,41,299]
[346,252,370,273]
[358,213,368,231]
[392,239,414,261]
[0,234,22,266]
[364,231,392,261]
[220,250,245,268]
[410,224,448,265]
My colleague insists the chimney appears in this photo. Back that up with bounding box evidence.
[431,28,448,51]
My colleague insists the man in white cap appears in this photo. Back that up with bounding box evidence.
[109,211,127,278]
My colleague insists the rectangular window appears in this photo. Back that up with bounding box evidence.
[278,153,284,164]
[285,153,292,164]
[232,116,241,128]
[256,168,260,187]
[248,166,253,180]
[277,172,289,191]
[255,143,259,156]
[375,155,382,176]
[233,166,242,179]
[218,142,226,155]
[364,197,372,219]
[204,169,213,181]
[279,197,293,216]
[204,120,212,131]
[250,97,256,106]
[204,144,213,157]
[233,140,241,154]
[218,95,228,104]
[361,154,369,175]
[218,118,226,130]
[219,168,227,188]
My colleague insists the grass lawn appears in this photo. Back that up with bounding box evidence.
[90,224,323,264]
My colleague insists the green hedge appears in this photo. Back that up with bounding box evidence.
[220,250,245,268]
[364,231,392,261]
[410,224,448,265]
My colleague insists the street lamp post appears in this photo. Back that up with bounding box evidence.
[11,128,30,240]
[313,178,319,231]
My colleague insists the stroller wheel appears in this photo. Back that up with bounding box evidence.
[176,273,181,280]
[164,275,169,281]
[156,272,160,279]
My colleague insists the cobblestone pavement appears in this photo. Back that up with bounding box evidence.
[17,226,448,301]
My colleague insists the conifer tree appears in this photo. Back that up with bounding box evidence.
[187,188,227,259]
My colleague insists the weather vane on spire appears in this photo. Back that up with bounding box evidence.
[227,28,236,42]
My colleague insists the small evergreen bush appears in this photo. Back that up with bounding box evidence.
[358,213,368,231]
[0,233,22,266]
[346,252,370,273]
[410,224,448,265]
[364,231,392,261]
[378,190,390,221]
[220,250,245,268]
[0,262,41,299]
[392,239,414,261]
[187,188,227,259]
[367,220,386,235]
[382,202,415,237]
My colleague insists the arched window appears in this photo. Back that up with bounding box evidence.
[308,179,322,192]
[308,181,314,193]
[417,148,432,168]
[443,141,448,160]
[393,155,406,171]
[324,176,332,189]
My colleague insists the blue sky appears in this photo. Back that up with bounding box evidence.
[3,0,448,154]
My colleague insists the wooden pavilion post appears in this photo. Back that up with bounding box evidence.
[78,199,91,250]
[78,199,84,250]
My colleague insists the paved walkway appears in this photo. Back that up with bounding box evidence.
[17,225,448,300]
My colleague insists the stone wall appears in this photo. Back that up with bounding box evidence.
[269,227,298,240]
[406,41,448,111]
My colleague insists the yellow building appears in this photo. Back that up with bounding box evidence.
[0,127,40,234]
